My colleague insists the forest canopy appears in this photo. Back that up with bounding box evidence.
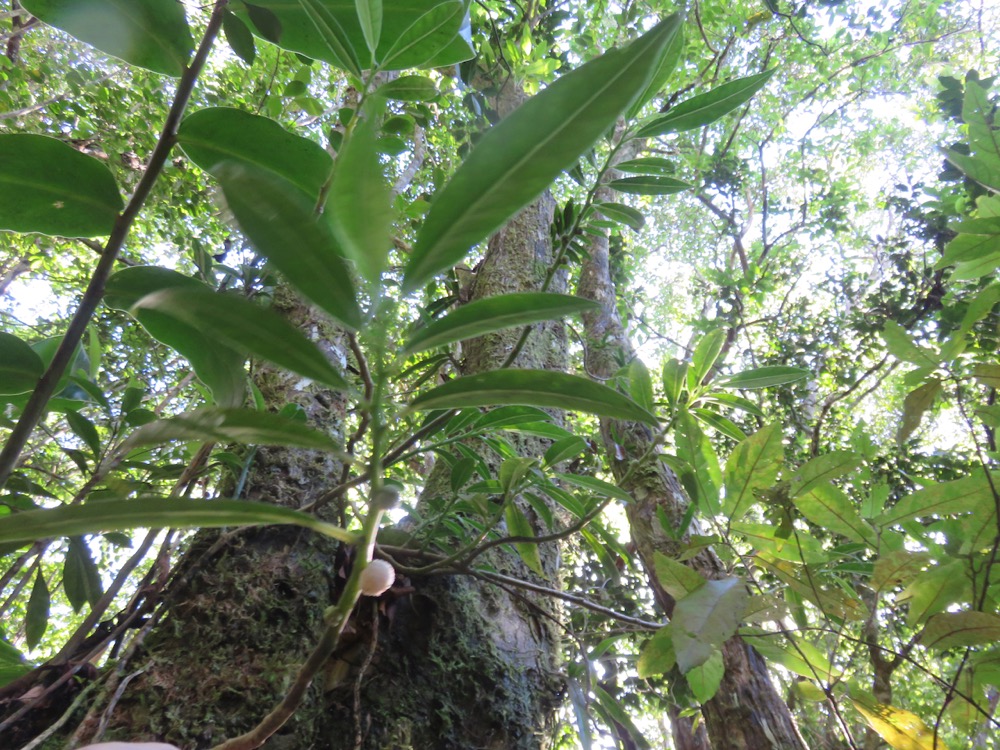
[1,1,1000,749]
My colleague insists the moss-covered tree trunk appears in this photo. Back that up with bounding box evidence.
[577,141,808,750]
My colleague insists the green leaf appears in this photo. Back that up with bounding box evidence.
[379,75,438,101]
[298,0,363,75]
[553,472,635,504]
[637,625,676,678]
[879,474,997,526]
[326,103,392,283]
[626,20,684,119]
[378,0,468,70]
[25,570,50,650]
[662,357,687,406]
[718,365,810,390]
[104,267,247,407]
[723,423,783,523]
[406,294,598,354]
[898,379,941,444]
[674,411,721,513]
[356,0,382,55]
[898,560,970,627]
[973,364,1000,389]
[672,577,747,672]
[543,436,587,467]
[125,408,344,454]
[653,552,705,599]
[613,157,676,176]
[685,648,724,703]
[921,611,1000,650]
[872,550,930,593]
[594,202,644,231]
[793,483,874,546]
[592,684,651,749]
[628,358,655,414]
[0,333,44,396]
[637,69,776,137]
[606,176,692,195]
[245,3,283,43]
[223,11,257,65]
[0,134,123,238]
[881,321,939,367]
[21,0,193,76]
[688,329,726,391]
[178,107,333,200]
[789,450,862,498]
[410,370,659,425]
[63,536,102,612]
[0,498,357,548]
[239,0,472,72]
[504,502,544,575]
[216,163,362,329]
[66,410,101,456]
[741,627,838,681]
[402,15,683,292]
[131,288,347,390]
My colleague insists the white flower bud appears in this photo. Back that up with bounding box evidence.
[358,559,395,596]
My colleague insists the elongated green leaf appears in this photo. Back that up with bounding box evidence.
[131,288,347,390]
[216,164,362,329]
[327,104,392,283]
[378,0,466,69]
[125,408,344,454]
[223,10,256,65]
[554,472,635,504]
[793,483,875,546]
[628,358,655,413]
[898,560,970,627]
[405,293,598,353]
[672,577,747,672]
[626,19,685,119]
[637,625,676,678]
[356,0,382,55]
[0,333,44,396]
[592,684,651,749]
[104,267,247,407]
[789,450,861,498]
[872,550,930,593]
[402,15,683,292]
[595,202,644,230]
[613,157,676,176]
[410,370,659,425]
[898,378,942,445]
[879,474,997,526]
[64,536,102,611]
[638,69,776,137]
[25,570,50,650]
[607,176,692,195]
[246,3,283,43]
[741,627,838,681]
[379,75,439,101]
[0,135,122,238]
[178,108,332,199]
[504,503,544,575]
[299,0,362,75]
[718,365,810,390]
[921,611,1000,650]
[724,423,783,523]
[0,498,357,547]
[22,0,193,76]
[689,329,726,391]
[674,411,721,513]
[881,321,939,367]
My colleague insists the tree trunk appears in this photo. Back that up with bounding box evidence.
[576,138,808,750]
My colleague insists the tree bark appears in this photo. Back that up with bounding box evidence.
[576,135,808,750]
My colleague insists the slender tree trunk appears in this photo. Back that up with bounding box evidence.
[576,136,808,750]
